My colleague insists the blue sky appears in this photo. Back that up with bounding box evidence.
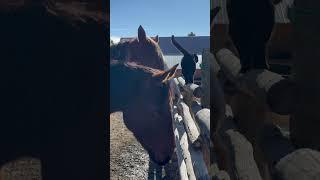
[110,0,210,42]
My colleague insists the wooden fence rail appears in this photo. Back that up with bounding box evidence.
[211,48,320,180]
[170,49,212,179]
[172,77,210,180]
[172,48,320,180]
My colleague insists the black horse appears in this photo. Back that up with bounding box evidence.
[227,0,282,73]
[171,35,198,84]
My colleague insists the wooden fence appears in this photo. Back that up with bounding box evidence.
[211,48,320,180]
[171,49,212,180]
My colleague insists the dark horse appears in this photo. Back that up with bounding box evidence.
[110,60,178,165]
[227,0,282,73]
[171,35,198,84]
[0,1,106,179]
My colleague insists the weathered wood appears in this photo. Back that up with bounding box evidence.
[187,137,211,180]
[212,52,221,76]
[240,70,296,115]
[177,77,193,105]
[209,158,221,179]
[215,48,241,78]
[219,130,262,180]
[171,78,181,100]
[275,149,320,180]
[192,101,230,179]
[214,48,254,97]
[191,101,210,143]
[215,111,263,180]
[173,105,210,180]
[190,100,202,114]
[177,77,203,98]
[172,106,193,180]
[178,101,201,148]
[201,49,211,108]
[212,53,224,108]
[190,101,211,168]
[224,69,282,179]
[214,46,294,114]
[177,76,186,86]
[194,109,210,170]
[258,124,295,166]
[173,77,179,86]
[186,84,202,98]
[212,70,226,131]
[211,106,233,180]
[212,170,231,180]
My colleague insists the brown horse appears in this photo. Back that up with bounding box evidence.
[110,60,178,165]
[111,26,165,70]
[0,1,106,179]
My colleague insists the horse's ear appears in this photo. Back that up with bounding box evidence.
[138,25,147,42]
[152,35,159,43]
[154,64,179,83]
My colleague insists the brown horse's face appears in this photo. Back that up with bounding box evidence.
[110,62,178,165]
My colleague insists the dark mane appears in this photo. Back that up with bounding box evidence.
[111,60,163,75]
[0,0,107,68]
[0,1,105,27]
[46,1,105,26]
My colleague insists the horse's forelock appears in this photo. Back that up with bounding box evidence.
[0,1,105,26]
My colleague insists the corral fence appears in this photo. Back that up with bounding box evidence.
[171,49,214,180]
[210,48,320,180]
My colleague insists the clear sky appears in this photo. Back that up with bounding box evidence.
[110,0,210,42]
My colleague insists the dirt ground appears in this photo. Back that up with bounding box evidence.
[110,112,179,180]
[0,158,41,180]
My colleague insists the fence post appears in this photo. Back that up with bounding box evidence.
[201,49,211,108]
[290,0,320,150]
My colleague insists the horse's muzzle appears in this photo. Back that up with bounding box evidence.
[150,152,172,166]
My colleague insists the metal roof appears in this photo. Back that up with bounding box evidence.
[212,0,294,24]
[119,36,210,55]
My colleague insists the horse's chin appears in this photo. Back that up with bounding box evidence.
[150,154,172,166]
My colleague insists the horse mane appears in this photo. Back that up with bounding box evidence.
[45,1,105,26]
[0,1,105,26]
[110,60,163,76]
[0,0,107,61]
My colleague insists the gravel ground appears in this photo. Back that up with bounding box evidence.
[110,112,179,180]
[0,158,41,180]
